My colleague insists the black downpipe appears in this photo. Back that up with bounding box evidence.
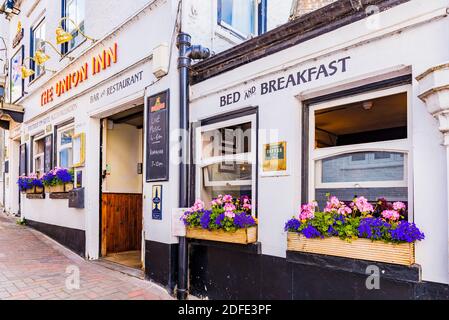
[176,32,210,301]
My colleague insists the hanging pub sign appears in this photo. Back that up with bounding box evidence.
[12,22,24,49]
[19,143,27,176]
[263,141,287,172]
[43,134,53,173]
[152,185,163,220]
[146,90,170,182]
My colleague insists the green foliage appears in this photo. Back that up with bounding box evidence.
[16,218,27,226]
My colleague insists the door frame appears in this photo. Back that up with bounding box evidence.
[98,109,145,260]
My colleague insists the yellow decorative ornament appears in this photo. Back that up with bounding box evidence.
[34,50,50,65]
[21,66,35,79]
[55,26,73,45]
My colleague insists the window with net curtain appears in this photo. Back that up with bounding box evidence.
[199,120,254,209]
[311,91,409,211]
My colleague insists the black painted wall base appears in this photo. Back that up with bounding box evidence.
[188,241,449,300]
[145,240,178,295]
[26,220,86,257]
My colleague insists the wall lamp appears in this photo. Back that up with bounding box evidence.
[56,17,97,45]
[21,57,55,79]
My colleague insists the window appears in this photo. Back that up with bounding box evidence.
[32,134,46,176]
[57,125,74,168]
[62,0,85,53]
[196,115,257,215]
[309,87,411,211]
[217,0,267,39]
[31,19,46,79]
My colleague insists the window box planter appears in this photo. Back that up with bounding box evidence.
[187,226,257,245]
[287,233,415,266]
[46,184,73,193]
[35,186,44,194]
[25,187,36,194]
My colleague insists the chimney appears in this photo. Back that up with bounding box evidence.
[290,0,337,20]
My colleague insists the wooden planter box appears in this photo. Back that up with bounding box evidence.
[35,186,44,194]
[186,227,257,244]
[46,184,73,193]
[287,233,415,266]
[25,187,35,194]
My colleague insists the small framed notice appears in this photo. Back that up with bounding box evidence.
[263,141,287,173]
[172,208,187,237]
[73,133,86,168]
[152,185,163,220]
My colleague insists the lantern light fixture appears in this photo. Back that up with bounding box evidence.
[56,17,97,45]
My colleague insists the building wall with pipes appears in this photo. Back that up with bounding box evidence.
[188,0,449,299]
[0,0,183,263]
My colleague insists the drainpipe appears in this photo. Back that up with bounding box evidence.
[176,32,210,300]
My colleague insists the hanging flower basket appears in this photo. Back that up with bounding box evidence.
[182,195,258,245]
[285,196,424,266]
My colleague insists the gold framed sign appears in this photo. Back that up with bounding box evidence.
[73,133,86,168]
[263,141,287,172]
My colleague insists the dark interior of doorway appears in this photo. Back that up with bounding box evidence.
[101,105,144,270]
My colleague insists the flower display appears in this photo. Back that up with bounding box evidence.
[285,195,424,244]
[17,174,43,192]
[181,195,257,232]
[42,167,74,187]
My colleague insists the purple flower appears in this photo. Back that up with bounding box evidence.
[302,225,322,239]
[233,213,256,229]
[215,213,225,227]
[200,210,212,230]
[284,219,301,232]
[389,221,425,243]
[358,217,390,240]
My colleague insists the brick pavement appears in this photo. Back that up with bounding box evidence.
[0,214,173,300]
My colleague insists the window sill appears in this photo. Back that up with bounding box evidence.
[26,193,46,200]
[49,192,70,200]
[214,25,247,46]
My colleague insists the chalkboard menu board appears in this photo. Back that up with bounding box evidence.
[19,144,27,176]
[146,90,170,182]
[44,134,53,173]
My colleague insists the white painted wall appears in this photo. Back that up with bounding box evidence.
[190,0,449,284]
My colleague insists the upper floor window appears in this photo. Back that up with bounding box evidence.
[31,18,46,79]
[62,0,85,53]
[217,0,267,39]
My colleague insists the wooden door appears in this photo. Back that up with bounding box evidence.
[101,193,143,255]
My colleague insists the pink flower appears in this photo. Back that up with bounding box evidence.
[191,199,205,212]
[393,202,406,211]
[243,203,252,211]
[225,211,235,219]
[354,197,374,214]
[224,203,236,212]
[382,210,400,221]
[298,201,318,221]
[223,195,233,203]
[338,206,352,215]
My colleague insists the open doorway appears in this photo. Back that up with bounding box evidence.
[100,104,144,270]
